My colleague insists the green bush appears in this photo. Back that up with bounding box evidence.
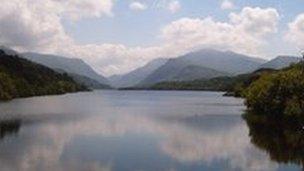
[245,63,304,117]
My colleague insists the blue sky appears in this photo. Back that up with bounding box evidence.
[64,0,303,49]
[1,0,304,75]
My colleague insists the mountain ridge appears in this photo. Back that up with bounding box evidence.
[259,56,302,69]
[108,58,168,88]
[22,52,110,86]
[0,46,111,89]
[138,49,266,86]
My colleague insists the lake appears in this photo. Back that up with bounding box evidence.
[0,91,301,171]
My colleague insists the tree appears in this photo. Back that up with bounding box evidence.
[245,63,304,117]
[0,50,88,101]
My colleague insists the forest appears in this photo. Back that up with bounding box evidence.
[0,50,87,101]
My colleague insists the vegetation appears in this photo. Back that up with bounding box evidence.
[0,50,88,101]
[146,68,275,97]
[242,62,304,167]
[70,73,112,89]
[245,63,304,117]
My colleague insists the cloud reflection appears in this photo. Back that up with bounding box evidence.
[0,112,280,171]
[0,92,282,171]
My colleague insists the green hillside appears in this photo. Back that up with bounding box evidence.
[0,50,87,101]
[148,68,275,96]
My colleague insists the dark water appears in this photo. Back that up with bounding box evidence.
[0,91,300,171]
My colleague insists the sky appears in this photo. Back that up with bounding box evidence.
[0,0,304,76]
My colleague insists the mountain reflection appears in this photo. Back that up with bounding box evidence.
[0,119,21,140]
[244,114,304,168]
[0,91,293,171]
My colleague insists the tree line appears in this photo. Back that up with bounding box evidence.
[0,50,88,101]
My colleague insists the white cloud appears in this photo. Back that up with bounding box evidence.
[286,13,304,49]
[0,0,68,50]
[168,0,181,13]
[59,7,280,76]
[129,1,147,11]
[229,7,279,36]
[221,0,235,10]
[161,7,279,58]
[0,110,278,171]
[59,0,114,20]
[0,2,279,76]
[0,0,114,50]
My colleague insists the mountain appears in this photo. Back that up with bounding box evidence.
[171,65,228,81]
[139,49,265,86]
[69,73,111,89]
[0,50,87,101]
[21,52,111,87]
[148,68,276,96]
[176,49,266,74]
[139,58,228,86]
[259,56,302,69]
[108,58,168,87]
[0,46,18,56]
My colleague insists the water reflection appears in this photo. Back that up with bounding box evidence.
[0,119,21,140]
[244,114,304,169]
[0,91,299,171]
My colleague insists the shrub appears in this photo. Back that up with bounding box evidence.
[245,63,304,117]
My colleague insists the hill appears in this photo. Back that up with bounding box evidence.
[139,57,229,86]
[69,73,111,89]
[21,52,111,88]
[259,56,302,69]
[0,50,87,101]
[109,58,167,88]
[148,68,276,96]
[177,49,266,74]
[139,49,265,86]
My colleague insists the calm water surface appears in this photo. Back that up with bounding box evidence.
[0,91,300,171]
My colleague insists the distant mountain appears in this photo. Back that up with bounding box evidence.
[0,50,87,100]
[21,52,111,87]
[139,58,228,86]
[69,73,111,89]
[0,46,18,56]
[173,65,228,81]
[147,68,277,96]
[139,49,265,86]
[176,49,266,74]
[109,58,168,87]
[259,56,302,69]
